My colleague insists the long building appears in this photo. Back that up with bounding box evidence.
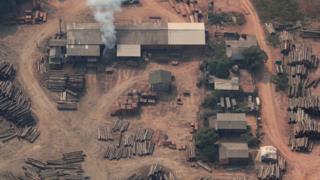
[65,22,206,60]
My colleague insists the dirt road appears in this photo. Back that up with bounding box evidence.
[242,1,320,179]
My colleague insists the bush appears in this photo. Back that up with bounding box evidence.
[272,74,289,91]
[202,96,218,108]
[239,46,267,74]
[267,34,280,47]
[194,128,220,162]
[207,60,231,78]
[252,0,303,23]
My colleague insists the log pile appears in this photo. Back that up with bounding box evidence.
[45,72,85,93]
[288,136,312,152]
[300,29,320,39]
[186,144,196,162]
[280,31,293,55]
[24,151,89,179]
[0,62,15,81]
[98,127,113,141]
[16,126,40,143]
[287,45,315,66]
[0,172,19,180]
[127,164,175,180]
[112,119,130,132]
[111,89,157,117]
[288,96,320,113]
[293,118,320,138]
[147,164,175,180]
[2,151,89,180]
[168,0,202,23]
[44,71,67,92]
[57,101,78,111]
[104,128,155,160]
[257,155,286,180]
[0,81,35,127]
[67,74,85,92]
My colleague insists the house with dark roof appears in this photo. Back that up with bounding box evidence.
[149,70,172,92]
[219,142,249,165]
[215,113,247,135]
[226,35,258,61]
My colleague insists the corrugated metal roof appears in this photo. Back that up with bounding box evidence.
[214,77,239,91]
[49,47,63,58]
[67,23,101,30]
[216,113,247,130]
[219,143,249,160]
[117,44,141,57]
[149,70,172,85]
[168,23,205,45]
[116,29,168,45]
[66,45,100,57]
[49,39,67,47]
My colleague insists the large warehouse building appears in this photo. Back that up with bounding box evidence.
[65,22,206,60]
[116,22,206,58]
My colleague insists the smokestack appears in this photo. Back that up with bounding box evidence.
[86,0,125,49]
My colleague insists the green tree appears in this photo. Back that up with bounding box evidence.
[240,46,267,74]
[272,74,289,91]
[194,128,220,162]
[207,59,231,78]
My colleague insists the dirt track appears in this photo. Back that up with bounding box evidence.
[242,1,320,180]
[0,0,318,179]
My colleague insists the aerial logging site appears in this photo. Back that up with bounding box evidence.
[0,0,320,179]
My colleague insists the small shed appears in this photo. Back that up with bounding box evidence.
[213,77,239,91]
[219,142,250,165]
[215,113,247,134]
[49,47,63,69]
[226,35,258,61]
[149,70,172,92]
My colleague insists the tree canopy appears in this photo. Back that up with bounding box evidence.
[194,128,220,162]
[239,46,267,74]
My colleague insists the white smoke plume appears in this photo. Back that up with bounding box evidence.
[86,0,125,49]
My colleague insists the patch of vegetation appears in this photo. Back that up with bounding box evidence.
[194,128,220,163]
[241,128,260,148]
[207,60,231,78]
[237,46,268,75]
[267,34,280,47]
[205,42,232,78]
[252,0,303,23]
[272,74,289,91]
[208,12,246,26]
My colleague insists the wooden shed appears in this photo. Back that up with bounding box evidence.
[149,70,172,92]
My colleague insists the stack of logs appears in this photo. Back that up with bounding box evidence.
[24,151,89,179]
[0,62,15,81]
[289,136,312,152]
[257,155,286,180]
[104,128,155,160]
[45,71,85,93]
[0,151,89,180]
[186,144,196,162]
[168,0,203,23]
[111,89,157,116]
[0,81,35,127]
[288,96,320,113]
[147,164,175,180]
[44,70,67,92]
[127,164,175,180]
[280,31,293,55]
